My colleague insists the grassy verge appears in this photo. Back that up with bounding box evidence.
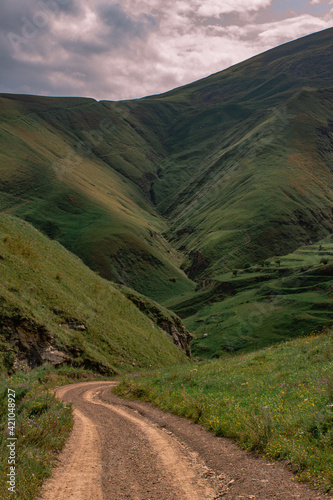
[0,365,107,500]
[116,328,333,492]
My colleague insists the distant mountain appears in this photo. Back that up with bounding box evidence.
[137,27,333,277]
[1,28,333,356]
[0,93,195,303]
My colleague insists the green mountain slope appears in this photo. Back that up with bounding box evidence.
[1,28,333,356]
[168,236,333,358]
[141,29,333,276]
[0,94,195,302]
[1,29,333,288]
[0,215,189,375]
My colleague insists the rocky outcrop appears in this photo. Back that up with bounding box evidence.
[0,316,68,371]
[118,286,193,357]
[186,251,211,280]
[157,318,192,358]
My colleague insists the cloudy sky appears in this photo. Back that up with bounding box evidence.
[0,0,332,101]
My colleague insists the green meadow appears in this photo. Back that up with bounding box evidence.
[169,236,333,358]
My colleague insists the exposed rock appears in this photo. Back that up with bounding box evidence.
[186,251,211,280]
[62,322,87,331]
[0,316,68,370]
[157,319,192,358]
[118,286,193,358]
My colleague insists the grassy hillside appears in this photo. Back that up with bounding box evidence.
[1,29,333,289]
[0,28,333,355]
[144,32,333,275]
[0,94,194,302]
[168,87,333,276]
[116,327,333,492]
[0,214,189,376]
[165,235,333,358]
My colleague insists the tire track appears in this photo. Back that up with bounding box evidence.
[39,382,222,500]
[83,387,219,500]
[39,381,331,500]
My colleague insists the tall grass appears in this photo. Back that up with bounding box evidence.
[0,365,105,500]
[0,214,188,375]
[116,328,333,492]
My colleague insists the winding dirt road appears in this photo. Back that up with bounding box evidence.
[39,381,331,500]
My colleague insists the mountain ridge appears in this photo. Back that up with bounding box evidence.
[1,27,333,355]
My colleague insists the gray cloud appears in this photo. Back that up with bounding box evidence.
[1,0,81,33]
[0,0,332,100]
[98,2,158,43]
[58,2,158,57]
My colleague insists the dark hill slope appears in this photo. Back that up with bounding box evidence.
[132,28,333,276]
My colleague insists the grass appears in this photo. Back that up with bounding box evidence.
[0,364,106,500]
[164,235,333,358]
[116,327,333,493]
[0,214,189,375]
[1,29,333,303]
[0,94,194,303]
[160,86,333,276]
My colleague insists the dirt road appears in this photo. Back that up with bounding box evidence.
[39,381,331,500]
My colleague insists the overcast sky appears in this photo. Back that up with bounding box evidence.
[0,0,332,101]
